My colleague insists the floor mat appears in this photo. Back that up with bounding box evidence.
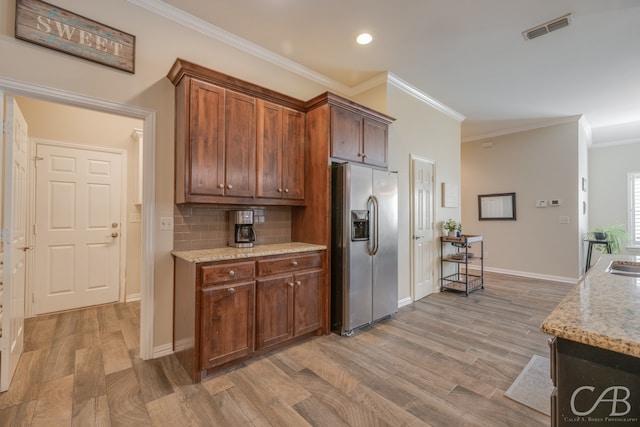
[504,354,553,416]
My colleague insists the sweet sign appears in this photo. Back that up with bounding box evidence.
[15,0,135,73]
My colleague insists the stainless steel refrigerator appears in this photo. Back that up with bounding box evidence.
[331,163,398,336]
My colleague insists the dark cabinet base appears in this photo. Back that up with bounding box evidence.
[551,338,640,426]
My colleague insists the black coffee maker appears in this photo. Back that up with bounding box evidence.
[228,210,256,248]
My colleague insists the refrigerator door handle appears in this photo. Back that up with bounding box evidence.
[368,195,379,255]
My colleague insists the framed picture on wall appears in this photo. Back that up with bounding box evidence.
[478,192,516,220]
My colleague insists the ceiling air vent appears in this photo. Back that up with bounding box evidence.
[523,13,572,41]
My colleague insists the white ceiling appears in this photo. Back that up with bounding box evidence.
[152,0,640,143]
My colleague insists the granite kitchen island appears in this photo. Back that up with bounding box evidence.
[541,254,640,426]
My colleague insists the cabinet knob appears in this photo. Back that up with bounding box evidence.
[278,188,283,193]
[357,152,363,157]
[218,183,224,189]
[229,270,235,277]
[284,188,289,193]
[363,154,368,158]
[292,261,298,267]
[227,184,233,190]
[296,280,302,287]
[228,287,235,294]
[289,282,294,287]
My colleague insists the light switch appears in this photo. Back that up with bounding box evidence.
[536,200,548,208]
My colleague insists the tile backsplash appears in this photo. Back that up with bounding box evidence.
[173,205,292,251]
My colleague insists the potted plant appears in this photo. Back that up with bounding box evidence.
[585,222,631,254]
[444,219,462,237]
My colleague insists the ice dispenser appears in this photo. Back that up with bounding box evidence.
[351,210,369,241]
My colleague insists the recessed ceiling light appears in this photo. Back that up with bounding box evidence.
[356,33,372,45]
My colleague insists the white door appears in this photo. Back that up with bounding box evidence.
[1,95,29,391]
[33,142,122,315]
[411,156,435,301]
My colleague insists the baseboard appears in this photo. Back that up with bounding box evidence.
[125,293,141,302]
[467,265,577,284]
[398,297,413,308]
[152,343,174,358]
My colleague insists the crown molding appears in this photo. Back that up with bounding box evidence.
[386,73,465,122]
[128,0,351,93]
[462,115,583,143]
[589,137,640,149]
[128,0,464,119]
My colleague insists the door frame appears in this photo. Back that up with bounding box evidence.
[28,139,128,314]
[0,77,156,360]
[409,154,436,302]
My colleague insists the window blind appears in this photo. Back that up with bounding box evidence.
[631,173,640,246]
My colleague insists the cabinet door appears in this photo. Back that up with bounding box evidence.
[330,106,362,163]
[293,270,322,336]
[225,90,256,197]
[200,281,255,369]
[256,275,294,350]
[281,108,305,200]
[363,117,388,168]
[256,100,283,199]
[189,79,225,196]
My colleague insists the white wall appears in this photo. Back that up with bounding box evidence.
[461,121,582,281]
[385,85,462,302]
[589,142,640,254]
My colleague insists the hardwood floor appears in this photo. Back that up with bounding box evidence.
[0,272,573,426]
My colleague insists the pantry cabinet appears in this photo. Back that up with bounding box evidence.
[256,100,305,200]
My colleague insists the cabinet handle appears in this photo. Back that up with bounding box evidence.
[363,154,368,158]
[229,270,235,277]
[278,188,283,193]
[228,287,235,294]
[292,261,298,267]
[218,183,224,189]
[284,188,289,193]
[357,152,363,157]
[227,184,233,190]
[296,280,302,287]
[289,282,294,287]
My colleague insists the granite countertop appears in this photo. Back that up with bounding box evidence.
[172,242,327,263]
[540,254,640,358]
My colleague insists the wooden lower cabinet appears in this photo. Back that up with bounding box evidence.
[255,268,323,350]
[174,250,325,382]
[200,281,255,369]
[256,275,294,350]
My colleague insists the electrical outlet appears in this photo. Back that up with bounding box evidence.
[160,216,174,230]
[559,216,570,224]
[536,200,548,208]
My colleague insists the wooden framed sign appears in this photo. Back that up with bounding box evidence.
[15,0,135,73]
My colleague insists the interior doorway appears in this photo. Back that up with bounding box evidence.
[32,140,125,315]
[0,77,156,360]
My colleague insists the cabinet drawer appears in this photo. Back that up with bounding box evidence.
[201,261,255,285]
[257,252,323,276]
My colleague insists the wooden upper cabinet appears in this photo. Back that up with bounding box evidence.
[362,117,388,168]
[257,100,305,200]
[224,90,256,198]
[168,58,307,205]
[330,106,362,164]
[323,95,393,169]
[184,79,225,199]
